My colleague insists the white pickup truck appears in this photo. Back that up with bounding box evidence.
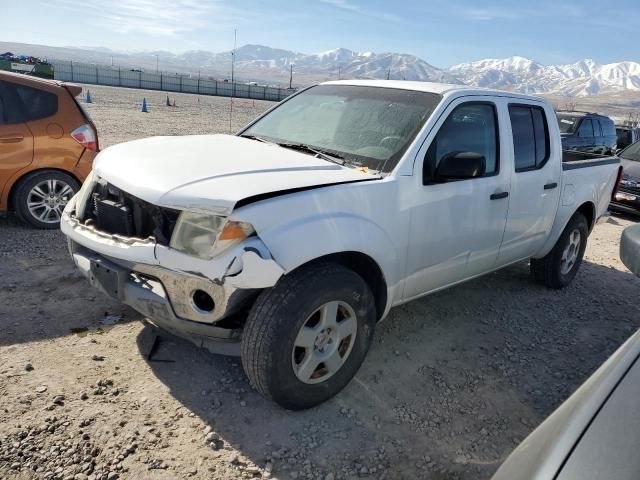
[61,81,622,409]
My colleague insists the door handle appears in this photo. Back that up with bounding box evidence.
[490,191,509,200]
[0,135,24,143]
[544,182,558,190]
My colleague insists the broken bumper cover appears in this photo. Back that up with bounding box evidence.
[69,243,244,355]
[61,199,286,356]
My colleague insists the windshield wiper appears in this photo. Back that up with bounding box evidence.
[276,142,345,165]
[239,134,273,144]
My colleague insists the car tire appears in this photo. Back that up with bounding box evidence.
[530,212,589,289]
[241,261,376,410]
[14,170,80,229]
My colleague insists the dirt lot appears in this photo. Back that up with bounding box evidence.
[1,84,640,480]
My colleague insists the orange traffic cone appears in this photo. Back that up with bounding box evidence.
[172,98,176,107]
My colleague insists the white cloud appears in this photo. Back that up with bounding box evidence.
[459,2,585,21]
[46,0,221,36]
[459,7,519,21]
[319,0,359,12]
[317,0,400,22]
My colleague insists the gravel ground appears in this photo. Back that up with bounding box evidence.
[1,84,640,480]
[81,84,274,148]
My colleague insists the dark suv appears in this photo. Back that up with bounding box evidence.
[556,111,617,154]
[616,125,640,151]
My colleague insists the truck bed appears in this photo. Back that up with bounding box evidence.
[562,150,620,170]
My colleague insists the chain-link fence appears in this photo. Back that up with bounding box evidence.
[52,61,296,102]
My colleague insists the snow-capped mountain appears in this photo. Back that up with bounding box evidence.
[218,45,459,84]
[2,41,639,97]
[451,56,640,96]
[218,47,640,96]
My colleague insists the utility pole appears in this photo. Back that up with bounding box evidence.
[386,68,391,80]
[338,66,341,80]
[231,28,237,85]
[229,28,238,134]
[289,64,293,89]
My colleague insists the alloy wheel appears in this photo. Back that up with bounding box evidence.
[27,179,74,224]
[292,300,358,384]
[560,228,581,275]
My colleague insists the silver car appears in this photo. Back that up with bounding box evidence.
[492,224,640,480]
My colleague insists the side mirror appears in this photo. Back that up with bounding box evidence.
[435,151,486,181]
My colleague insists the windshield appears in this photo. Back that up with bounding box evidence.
[556,114,581,134]
[620,140,640,162]
[241,84,442,173]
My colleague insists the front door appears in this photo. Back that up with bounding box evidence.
[403,97,511,300]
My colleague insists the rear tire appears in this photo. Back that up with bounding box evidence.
[530,212,588,289]
[14,170,79,229]
[241,261,376,410]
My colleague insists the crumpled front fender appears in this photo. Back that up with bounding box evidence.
[154,236,285,289]
[221,244,286,289]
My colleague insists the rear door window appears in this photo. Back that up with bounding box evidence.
[4,81,58,123]
[601,119,616,137]
[578,119,594,137]
[594,120,603,137]
[509,104,550,172]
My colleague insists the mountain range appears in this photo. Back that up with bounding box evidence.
[2,41,640,97]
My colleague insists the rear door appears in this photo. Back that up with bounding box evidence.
[600,118,617,151]
[577,118,595,151]
[0,81,34,198]
[594,119,603,149]
[596,119,611,151]
[497,102,561,265]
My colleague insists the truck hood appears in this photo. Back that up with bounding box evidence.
[93,134,378,215]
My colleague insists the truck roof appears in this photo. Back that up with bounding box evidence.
[321,79,547,103]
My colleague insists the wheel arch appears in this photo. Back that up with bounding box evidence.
[534,201,596,259]
[576,201,596,233]
[291,251,389,322]
[7,167,81,210]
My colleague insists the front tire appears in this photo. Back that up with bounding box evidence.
[530,212,589,289]
[241,261,376,410]
[14,170,80,229]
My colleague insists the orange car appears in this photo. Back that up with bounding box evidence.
[0,71,98,228]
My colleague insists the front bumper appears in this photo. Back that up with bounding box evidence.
[69,241,245,355]
[610,188,640,216]
[610,201,640,216]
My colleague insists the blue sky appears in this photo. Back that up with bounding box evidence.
[3,0,637,67]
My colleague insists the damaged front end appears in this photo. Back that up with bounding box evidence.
[61,177,285,356]
[85,180,179,245]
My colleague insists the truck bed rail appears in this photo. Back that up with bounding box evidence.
[562,150,620,170]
